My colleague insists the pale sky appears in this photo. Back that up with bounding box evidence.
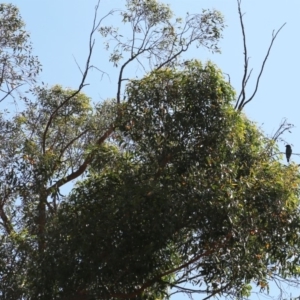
[8,1,300,299]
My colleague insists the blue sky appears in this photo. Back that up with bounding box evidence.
[9,0,300,299]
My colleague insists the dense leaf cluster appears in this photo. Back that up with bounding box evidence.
[28,62,300,299]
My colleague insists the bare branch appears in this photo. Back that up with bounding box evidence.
[72,54,84,76]
[234,0,286,111]
[238,23,286,111]
[234,0,248,110]
[91,65,111,83]
[42,1,115,153]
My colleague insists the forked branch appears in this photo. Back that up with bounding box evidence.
[234,0,286,111]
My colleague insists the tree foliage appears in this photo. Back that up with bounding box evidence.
[0,3,41,102]
[0,1,300,300]
[28,61,299,300]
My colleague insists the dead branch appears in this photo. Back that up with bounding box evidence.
[234,0,286,111]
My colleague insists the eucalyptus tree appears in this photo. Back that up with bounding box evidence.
[0,1,299,300]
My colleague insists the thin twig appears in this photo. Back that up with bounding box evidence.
[272,118,294,142]
[72,54,84,76]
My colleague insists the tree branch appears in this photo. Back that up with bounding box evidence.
[42,1,115,153]
[234,0,286,111]
[272,118,294,142]
[46,125,114,193]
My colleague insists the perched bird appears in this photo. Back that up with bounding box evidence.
[285,145,292,163]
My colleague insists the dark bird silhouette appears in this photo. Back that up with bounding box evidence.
[285,145,292,163]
